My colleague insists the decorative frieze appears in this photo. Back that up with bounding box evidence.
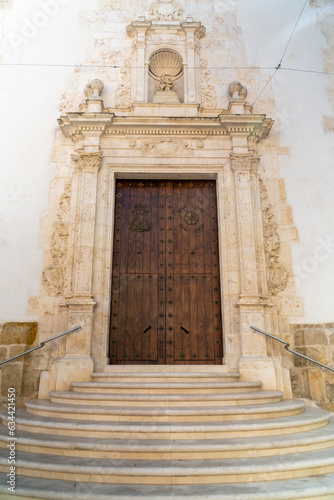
[147,34,180,45]
[127,137,206,155]
[259,179,289,296]
[42,181,72,296]
[109,128,226,136]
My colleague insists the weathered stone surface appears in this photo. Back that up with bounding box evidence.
[294,330,305,347]
[293,348,308,368]
[0,346,8,361]
[0,323,38,346]
[21,368,41,398]
[321,402,334,412]
[9,344,29,358]
[0,363,23,396]
[304,330,328,346]
[326,382,334,401]
[304,346,328,365]
[290,368,311,399]
[308,370,325,402]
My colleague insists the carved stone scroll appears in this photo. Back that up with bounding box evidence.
[42,181,72,295]
[200,59,217,109]
[259,179,289,295]
[114,57,132,108]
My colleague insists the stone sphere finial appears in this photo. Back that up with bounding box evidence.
[84,79,104,99]
[228,81,247,100]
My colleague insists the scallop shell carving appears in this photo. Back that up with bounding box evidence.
[149,50,183,81]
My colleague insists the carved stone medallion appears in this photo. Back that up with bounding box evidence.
[148,0,184,20]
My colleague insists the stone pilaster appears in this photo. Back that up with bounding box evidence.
[64,151,102,354]
[127,21,151,103]
[39,151,103,397]
[231,152,277,390]
[182,22,205,104]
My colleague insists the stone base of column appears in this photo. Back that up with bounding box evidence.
[38,354,94,399]
[238,355,279,392]
[238,354,292,396]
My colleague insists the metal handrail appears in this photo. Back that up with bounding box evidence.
[251,326,334,373]
[0,326,81,367]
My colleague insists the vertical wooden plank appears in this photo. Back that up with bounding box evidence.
[158,181,166,364]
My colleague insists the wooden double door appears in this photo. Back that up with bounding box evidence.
[109,180,223,364]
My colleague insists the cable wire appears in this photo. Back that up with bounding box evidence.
[278,0,308,68]
[0,62,333,76]
[251,0,309,106]
[252,67,280,106]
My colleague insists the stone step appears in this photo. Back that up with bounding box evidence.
[103,366,236,373]
[92,372,241,383]
[48,389,284,407]
[1,474,334,500]
[24,398,306,422]
[71,380,261,394]
[2,408,329,440]
[1,418,333,461]
[0,447,333,485]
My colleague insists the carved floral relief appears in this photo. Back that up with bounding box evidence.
[71,151,103,171]
[259,179,289,295]
[128,138,206,156]
[114,57,132,108]
[147,34,180,45]
[200,59,217,109]
[42,182,72,296]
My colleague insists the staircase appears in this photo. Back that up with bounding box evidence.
[1,366,334,499]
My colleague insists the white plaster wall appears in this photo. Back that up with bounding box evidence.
[0,0,333,323]
[237,0,334,322]
[0,0,98,321]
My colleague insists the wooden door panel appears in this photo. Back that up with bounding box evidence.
[116,274,158,363]
[109,180,223,365]
[173,274,218,362]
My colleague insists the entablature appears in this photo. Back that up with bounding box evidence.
[58,110,273,142]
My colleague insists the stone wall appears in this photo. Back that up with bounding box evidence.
[290,323,334,411]
[0,322,39,407]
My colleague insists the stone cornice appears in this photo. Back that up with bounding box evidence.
[219,114,274,139]
[126,19,205,38]
[58,113,115,142]
[58,110,273,142]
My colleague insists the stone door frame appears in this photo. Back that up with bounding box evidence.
[39,97,293,399]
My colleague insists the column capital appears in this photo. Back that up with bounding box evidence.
[230,153,260,174]
[71,151,103,172]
